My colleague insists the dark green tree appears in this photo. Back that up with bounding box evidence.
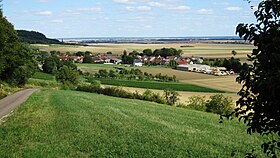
[42,57,57,74]
[76,51,85,57]
[83,55,92,63]
[0,5,36,86]
[169,60,177,68]
[231,0,280,157]
[143,49,153,56]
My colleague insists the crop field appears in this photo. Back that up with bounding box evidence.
[94,78,226,93]
[77,64,240,92]
[105,86,240,104]
[0,89,266,157]
[33,43,253,59]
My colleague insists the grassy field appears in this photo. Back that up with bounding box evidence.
[0,89,266,157]
[33,43,253,59]
[94,78,226,93]
[32,72,55,81]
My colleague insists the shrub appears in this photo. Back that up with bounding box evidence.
[187,95,207,111]
[76,83,101,93]
[163,89,180,105]
[205,94,233,115]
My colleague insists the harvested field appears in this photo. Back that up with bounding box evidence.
[185,75,242,93]
[104,85,239,105]
[77,64,240,93]
[33,43,253,59]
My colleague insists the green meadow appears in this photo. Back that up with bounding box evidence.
[94,78,227,93]
[0,89,266,157]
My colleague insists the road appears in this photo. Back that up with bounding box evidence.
[0,88,38,118]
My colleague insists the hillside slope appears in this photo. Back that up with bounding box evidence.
[0,89,266,157]
[17,30,61,44]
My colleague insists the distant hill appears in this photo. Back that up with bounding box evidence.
[17,30,61,44]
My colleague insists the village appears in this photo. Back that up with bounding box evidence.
[56,52,235,76]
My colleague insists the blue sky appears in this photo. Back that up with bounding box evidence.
[2,0,260,38]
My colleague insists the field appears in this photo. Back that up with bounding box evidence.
[95,78,226,93]
[33,43,253,60]
[77,64,241,93]
[0,89,266,157]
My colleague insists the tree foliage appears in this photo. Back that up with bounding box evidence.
[205,94,233,115]
[233,0,280,156]
[56,65,79,85]
[0,6,37,86]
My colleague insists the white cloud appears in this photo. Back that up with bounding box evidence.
[168,5,191,11]
[126,6,152,11]
[148,2,165,7]
[50,19,64,23]
[34,11,53,15]
[112,0,135,4]
[225,7,241,11]
[77,8,102,13]
[196,9,213,15]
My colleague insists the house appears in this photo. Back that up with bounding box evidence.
[133,59,143,67]
[58,55,84,63]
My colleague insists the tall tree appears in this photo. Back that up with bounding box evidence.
[0,4,36,85]
[230,0,280,157]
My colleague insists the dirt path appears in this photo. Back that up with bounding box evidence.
[0,88,38,118]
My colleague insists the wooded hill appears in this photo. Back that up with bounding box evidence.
[17,30,61,44]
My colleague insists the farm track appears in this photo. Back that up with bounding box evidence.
[0,88,38,118]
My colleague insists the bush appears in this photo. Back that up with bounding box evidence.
[186,95,207,111]
[163,89,180,105]
[205,94,233,115]
[76,82,101,93]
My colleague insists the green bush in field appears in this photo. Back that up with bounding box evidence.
[76,83,101,93]
[205,94,233,115]
[164,89,180,105]
[187,95,207,111]
[142,89,166,104]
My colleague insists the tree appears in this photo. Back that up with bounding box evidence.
[0,5,36,86]
[163,89,180,105]
[205,94,233,115]
[169,60,177,68]
[56,65,79,85]
[83,55,92,63]
[230,0,280,156]
[231,50,237,56]
[42,57,57,74]
[143,49,153,56]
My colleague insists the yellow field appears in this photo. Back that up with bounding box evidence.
[105,85,239,105]
[33,43,253,59]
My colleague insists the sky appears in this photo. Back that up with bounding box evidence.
[1,0,260,38]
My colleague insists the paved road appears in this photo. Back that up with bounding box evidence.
[0,88,38,118]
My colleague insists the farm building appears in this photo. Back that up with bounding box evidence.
[176,64,210,72]
[133,59,143,67]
